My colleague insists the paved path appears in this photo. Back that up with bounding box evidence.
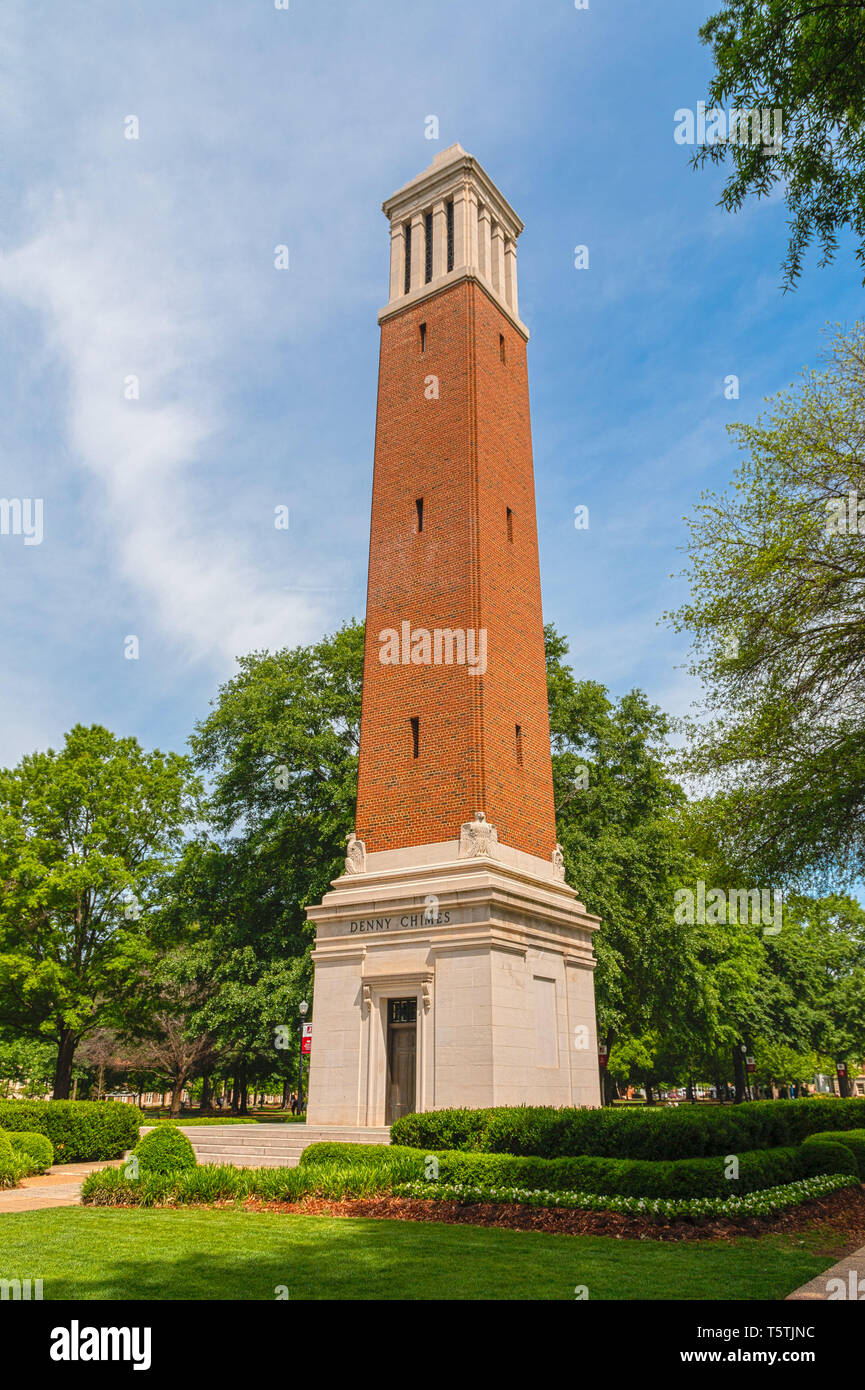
[786,1246,865,1300]
[0,1161,121,1214]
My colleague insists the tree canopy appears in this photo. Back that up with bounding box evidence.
[695,0,865,286]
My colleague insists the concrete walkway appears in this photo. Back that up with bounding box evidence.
[0,1160,121,1214]
[786,1246,865,1300]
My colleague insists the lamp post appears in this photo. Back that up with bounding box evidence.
[298,1000,309,1114]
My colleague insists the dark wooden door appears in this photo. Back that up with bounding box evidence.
[386,1022,417,1124]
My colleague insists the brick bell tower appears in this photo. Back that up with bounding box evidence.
[305,146,601,1127]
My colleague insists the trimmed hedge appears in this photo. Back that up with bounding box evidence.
[8,1130,54,1174]
[132,1126,197,1175]
[390,1098,865,1161]
[0,1128,24,1188]
[0,1100,141,1163]
[300,1137,857,1198]
[804,1129,865,1180]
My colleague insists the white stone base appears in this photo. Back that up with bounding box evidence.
[305,842,602,1125]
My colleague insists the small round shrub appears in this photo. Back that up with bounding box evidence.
[132,1126,198,1176]
[0,1128,24,1188]
[803,1130,865,1180]
[8,1130,54,1173]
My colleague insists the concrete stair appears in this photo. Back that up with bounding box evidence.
[159,1124,391,1169]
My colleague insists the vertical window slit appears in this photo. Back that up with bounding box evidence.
[424,212,433,284]
[416,497,424,533]
[506,507,514,543]
[499,333,506,364]
[404,222,412,295]
[411,717,420,759]
[515,724,523,767]
[419,322,427,353]
[446,200,454,271]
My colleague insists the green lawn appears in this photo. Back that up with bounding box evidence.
[0,1207,837,1300]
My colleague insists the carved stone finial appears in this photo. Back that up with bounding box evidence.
[345,832,367,876]
[552,843,565,881]
[459,810,498,859]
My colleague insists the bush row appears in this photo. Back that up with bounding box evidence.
[79,1160,856,1219]
[300,1137,857,1198]
[0,1100,141,1162]
[390,1098,865,1161]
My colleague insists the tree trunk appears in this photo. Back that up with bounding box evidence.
[53,1029,77,1100]
[199,1071,211,1112]
[644,1078,654,1106]
[732,1045,747,1104]
[282,1077,292,1110]
[169,1075,185,1117]
[837,1065,851,1099]
[686,1071,695,1103]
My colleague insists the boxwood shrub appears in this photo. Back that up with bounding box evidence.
[8,1130,54,1174]
[132,1125,197,1175]
[0,1128,25,1188]
[302,1137,856,1198]
[803,1129,865,1180]
[391,1098,865,1161]
[0,1100,141,1163]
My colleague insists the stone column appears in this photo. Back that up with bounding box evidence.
[504,237,518,315]
[478,204,492,282]
[432,200,447,280]
[389,223,406,302]
[491,221,505,296]
[410,212,425,292]
[452,184,470,272]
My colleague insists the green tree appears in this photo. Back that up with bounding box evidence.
[546,629,733,1096]
[695,0,865,286]
[0,724,197,1097]
[668,323,865,887]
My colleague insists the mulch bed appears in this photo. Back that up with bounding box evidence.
[241,1185,865,1247]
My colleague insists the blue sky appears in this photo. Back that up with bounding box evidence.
[1,0,861,770]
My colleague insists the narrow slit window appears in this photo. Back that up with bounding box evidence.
[424,212,433,284]
[446,200,454,271]
[499,333,506,364]
[404,222,412,295]
[506,507,514,543]
[411,717,420,759]
[419,322,427,353]
[515,724,523,767]
[416,497,424,533]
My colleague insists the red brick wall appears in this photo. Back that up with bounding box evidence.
[355,278,556,859]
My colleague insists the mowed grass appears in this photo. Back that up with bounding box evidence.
[0,1207,836,1300]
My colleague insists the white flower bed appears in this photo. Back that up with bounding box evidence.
[392,1172,855,1219]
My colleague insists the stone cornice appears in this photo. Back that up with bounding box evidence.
[382,147,524,241]
[378,268,529,340]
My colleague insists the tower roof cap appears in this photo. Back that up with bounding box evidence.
[382,144,524,238]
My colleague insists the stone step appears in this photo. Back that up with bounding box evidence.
[149,1123,391,1170]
